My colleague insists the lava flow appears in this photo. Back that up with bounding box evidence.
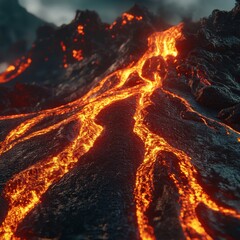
[0,22,239,240]
[0,57,32,83]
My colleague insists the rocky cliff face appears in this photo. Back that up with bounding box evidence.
[0,4,239,240]
[177,4,240,130]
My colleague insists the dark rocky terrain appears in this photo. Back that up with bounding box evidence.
[0,2,240,240]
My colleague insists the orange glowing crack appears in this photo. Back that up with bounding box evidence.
[0,23,239,240]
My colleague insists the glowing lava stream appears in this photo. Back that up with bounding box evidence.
[0,58,32,84]
[132,25,240,240]
[0,23,239,240]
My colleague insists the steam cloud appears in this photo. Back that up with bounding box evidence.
[19,0,236,25]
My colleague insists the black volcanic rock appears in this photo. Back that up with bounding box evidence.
[218,103,240,131]
[175,4,240,129]
[195,85,240,109]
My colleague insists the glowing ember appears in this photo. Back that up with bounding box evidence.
[121,13,143,25]
[72,50,83,61]
[0,23,239,240]
[0,58,32,84]
[122,13,135,21]
[197,70,212,86]
[136,16,143,21]
[60,41,67,52]
[77,25,84,35]
[60,41,68,68]
[109,12,143,29]
[6,65,16,72]
[109,21,117,30]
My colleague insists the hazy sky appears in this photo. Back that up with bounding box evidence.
[19,0,236,25]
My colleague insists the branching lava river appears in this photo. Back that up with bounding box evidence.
[0,24,239,240]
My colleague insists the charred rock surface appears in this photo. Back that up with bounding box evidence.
[176,4,240,129]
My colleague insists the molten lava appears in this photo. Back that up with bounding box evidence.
[60,41,68,68]
[0,58,32,83]
[0,23,239,240]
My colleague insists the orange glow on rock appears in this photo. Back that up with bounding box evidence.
[197,70,212,86]
[121,13,143,26]
[72,49,83,61]
[108,12,143,29]
[60,41,67,52]
[77,25,84,35]
[136,16,143,21]
[109,21,117,30]
[122,13,135,21]
[60,42,68,68]
[6,65,16,72]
